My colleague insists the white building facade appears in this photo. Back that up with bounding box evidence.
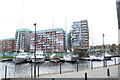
[15,28,33,52]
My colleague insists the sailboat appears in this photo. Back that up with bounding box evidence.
[13,2,31,64]
[63,17,79,62]
[49,19,60,63]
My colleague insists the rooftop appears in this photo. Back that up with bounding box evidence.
[16,28,33,32]
[1,38,16,41]
[38,28,64,32]
[16,28,64,33]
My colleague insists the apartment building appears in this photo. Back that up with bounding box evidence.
[30,28,66,52]
[0,38,15,52]
[15,28,34,52]
[116,0,120,54]
[71,20,89,49]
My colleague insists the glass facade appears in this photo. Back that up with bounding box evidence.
[116,0,120,56]
[116,0,120,29]
[71,20,89,49]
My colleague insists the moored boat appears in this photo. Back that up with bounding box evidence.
[13,52,30,64]
[49,54,60,63]
[90,55,103,61]
[30,50,45,63]
[90,53,112,61]
[63,54,79,62]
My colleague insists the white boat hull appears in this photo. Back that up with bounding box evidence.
[13,52,30,64]
[13,58,27,64]
[63,55,79,62]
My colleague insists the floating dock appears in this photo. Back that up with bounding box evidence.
[0,58,13,62]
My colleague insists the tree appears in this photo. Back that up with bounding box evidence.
[73,46,88,57]
[110,44,116,52]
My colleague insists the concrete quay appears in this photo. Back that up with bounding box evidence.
[38,65,118,78]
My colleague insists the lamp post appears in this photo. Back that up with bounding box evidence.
[103,33,105,67]
[34,23,36,77]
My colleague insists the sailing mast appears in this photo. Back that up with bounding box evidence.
[65,17,70,53]
[16,1,24,53]
[65,16,67,53]
[91,26,94,55]
[52,19,55,53]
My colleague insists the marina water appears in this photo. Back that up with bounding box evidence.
[0,58,119,79]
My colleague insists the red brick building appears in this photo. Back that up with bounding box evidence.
[30,28,66,52]
[0,38,15,52]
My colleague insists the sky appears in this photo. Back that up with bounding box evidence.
[0,0,118,45]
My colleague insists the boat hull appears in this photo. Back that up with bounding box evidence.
[31,58,45,63]
[50,58,60,63]
[13,58,27,64]
[50,54,60,63]
[64,55,79,62]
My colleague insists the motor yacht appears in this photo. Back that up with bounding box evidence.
[30,50,45,63]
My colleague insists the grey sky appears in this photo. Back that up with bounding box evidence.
[0,0,118,45]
